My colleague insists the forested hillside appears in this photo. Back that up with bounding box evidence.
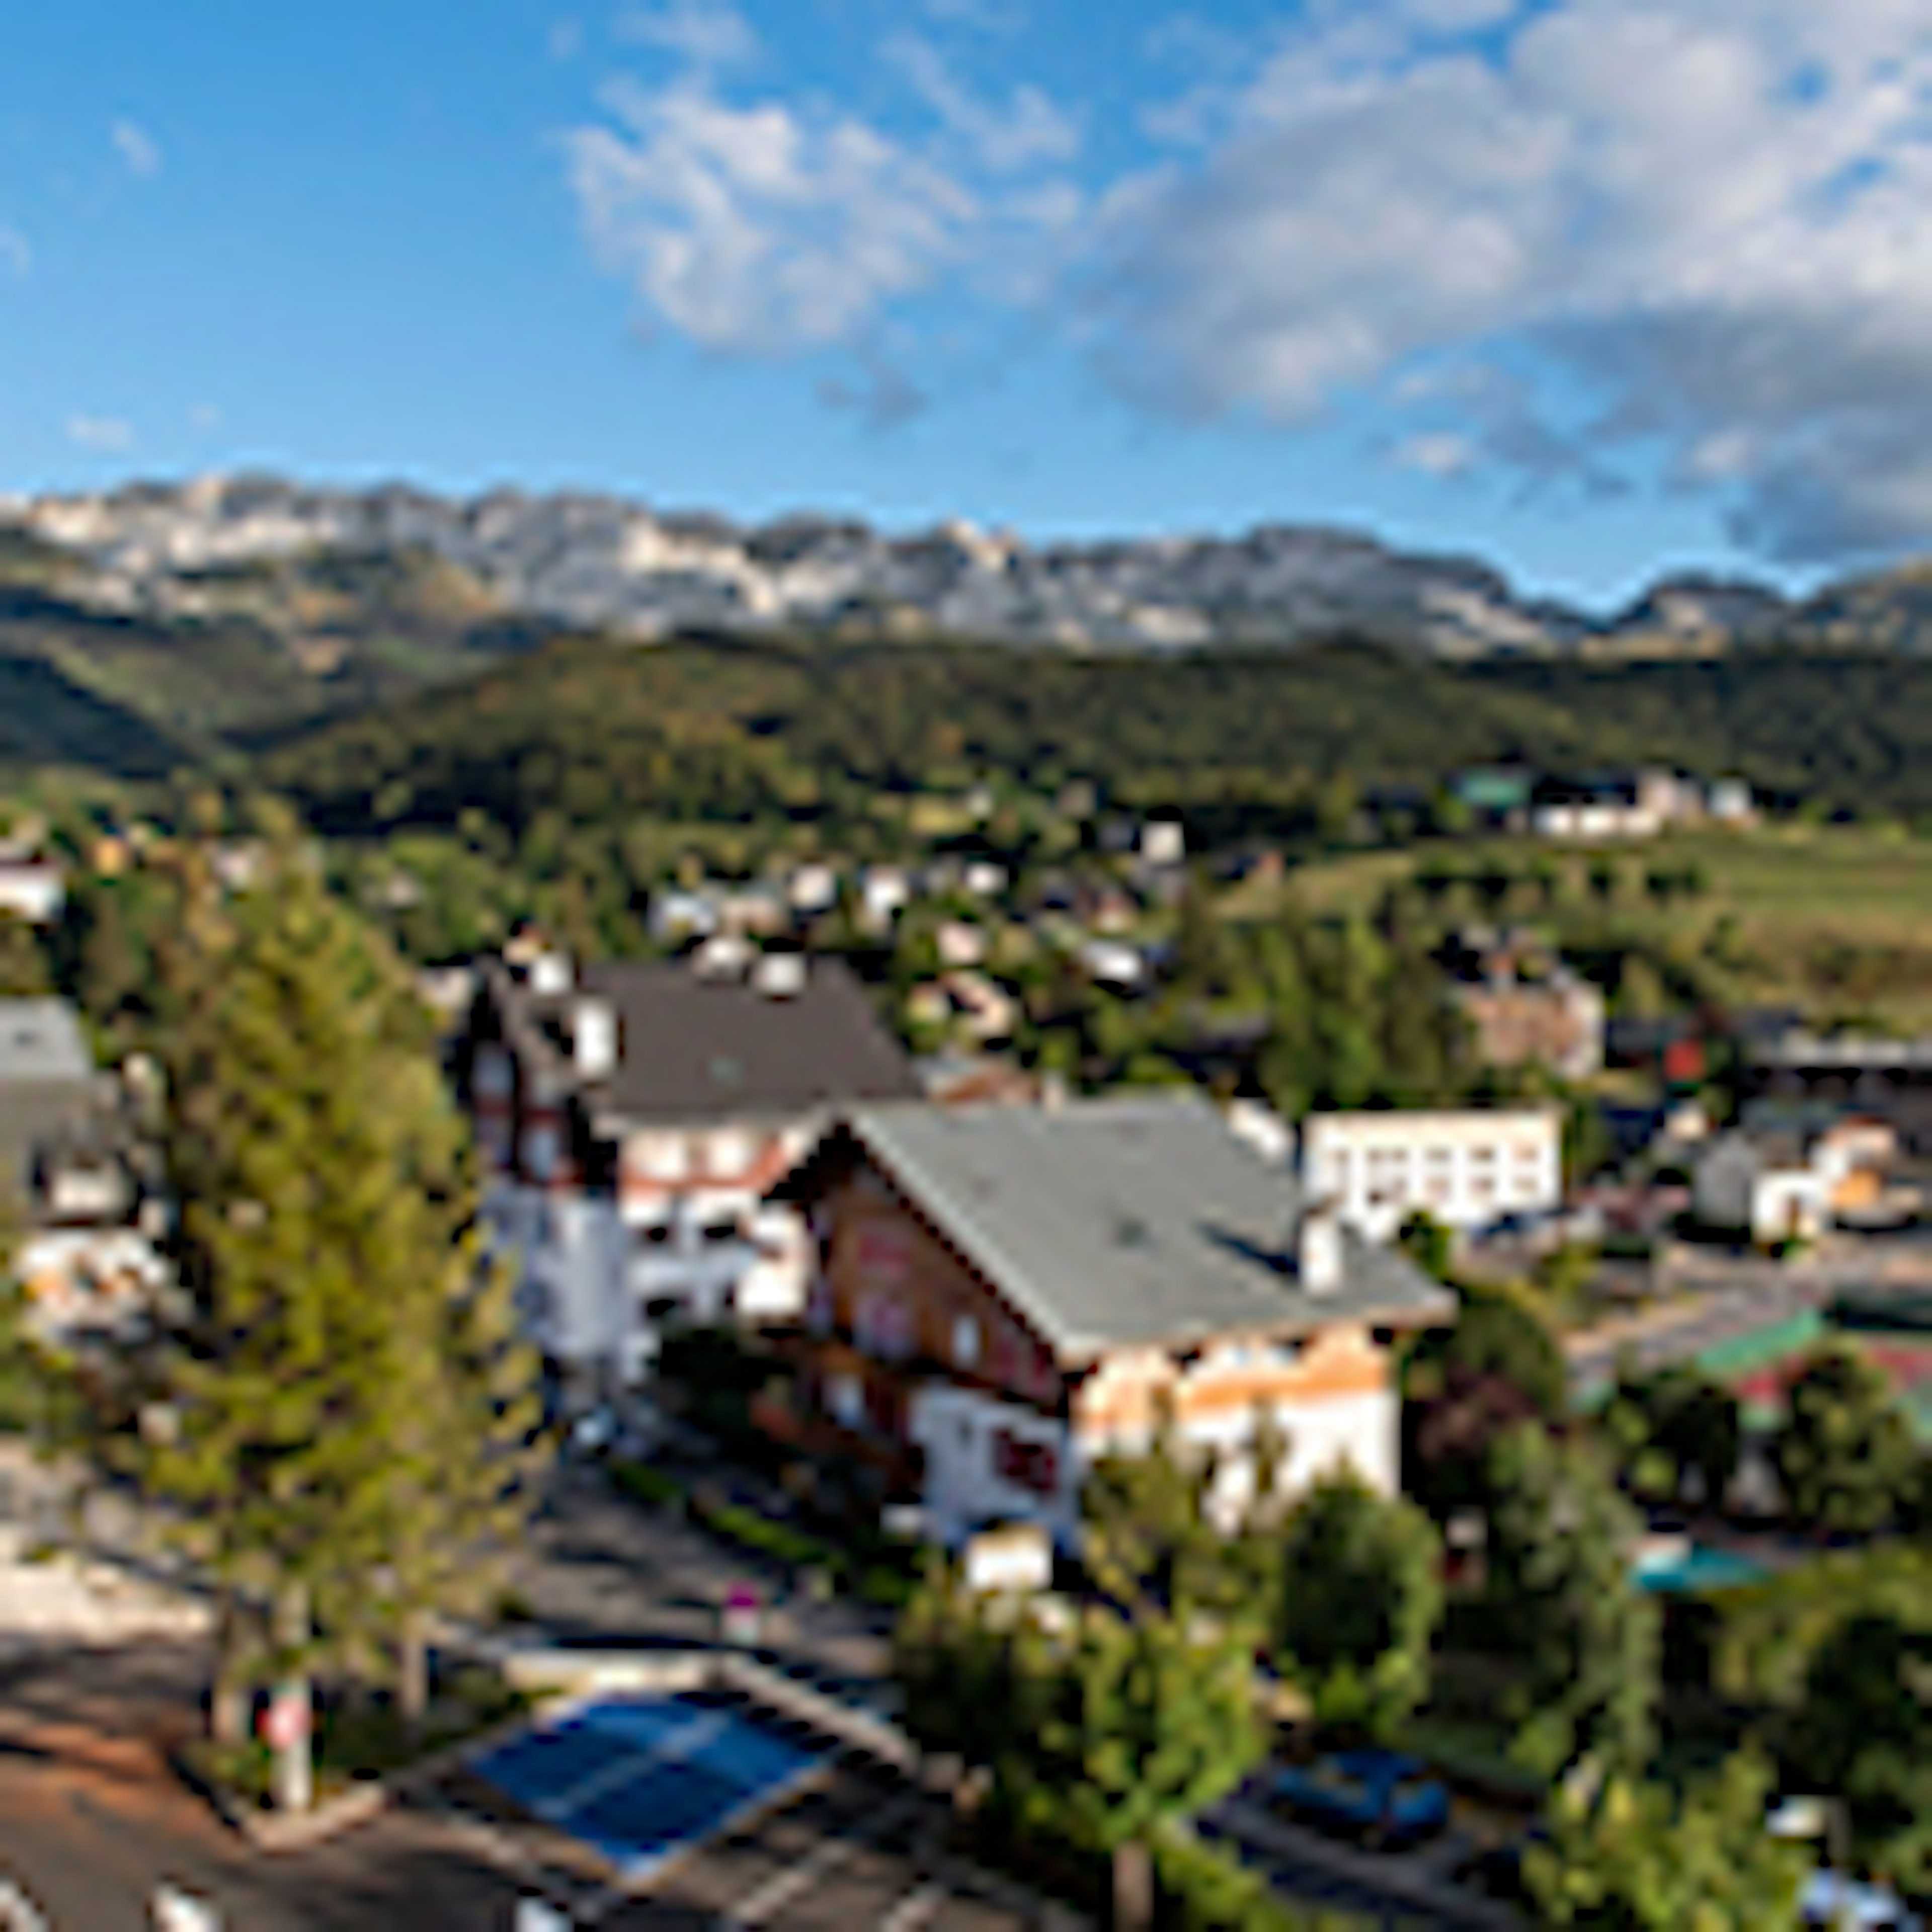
[256,635,1932,842]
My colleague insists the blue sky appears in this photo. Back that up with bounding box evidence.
[8,1,1932,610]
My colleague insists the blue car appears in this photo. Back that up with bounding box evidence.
[1270,1749,1452,1848]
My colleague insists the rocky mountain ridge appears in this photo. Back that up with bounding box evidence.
[0,473,1827,658]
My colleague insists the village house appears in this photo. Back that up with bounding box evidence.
[0,859,65,927]
[765,1098,1452,1549]
[457,945,921,1401]
[1693,1114,1902,1244]
[1444,929,1604,1082]
[0,1000,169,1342]
[1302,1106,1565,1244]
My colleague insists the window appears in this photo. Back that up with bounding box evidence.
[640,1220,674,1247]
[993,1430,1060,1495]
[521,1121,559,1182]
[699,1217,741,1247]
[952,1315,982,1372]
[856,1293,915,1360]
[473,1046,513,1101]
[632,1135,688,1182]
[708,1131,754,1180]
[828,1372,865,1430]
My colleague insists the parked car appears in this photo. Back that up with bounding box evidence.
[1270,1749,1451,1848]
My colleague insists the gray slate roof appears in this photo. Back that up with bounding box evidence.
[845,1097,1453,1359]
[0,1000,91,1086]
[0,1001,108,1213]
[495,957,921,1126]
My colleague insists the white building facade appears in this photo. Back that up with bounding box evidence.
[462,949,920,1403]
[1302,1106,1564,1243]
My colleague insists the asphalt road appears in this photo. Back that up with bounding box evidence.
[512,1462,895,1697]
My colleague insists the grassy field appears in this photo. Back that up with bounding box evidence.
[1236,824,1932,1031]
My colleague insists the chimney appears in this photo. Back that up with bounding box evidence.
[1298,1203,1343,1296]
[574,998,616,1080]
[752,952,807,999]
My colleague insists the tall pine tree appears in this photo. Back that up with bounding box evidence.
[140,826,543,1805]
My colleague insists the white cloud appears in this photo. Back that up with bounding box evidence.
[67,415,135,452]
[1395,432,1476,476]
[112,118,162,179]
[0,226,30,280]
[885,34,1078,174]
[1091,0,1932,557]
[618,0,758,72]
[566,22,1080,364]
[567,78,975,353]
[566,0,1932,559]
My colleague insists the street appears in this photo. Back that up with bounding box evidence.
[513,1461,896,1698]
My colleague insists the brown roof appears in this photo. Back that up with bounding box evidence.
[495,955,921,1126]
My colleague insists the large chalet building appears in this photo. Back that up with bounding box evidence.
[767,1098,1453,1549]
[456,944,920,1400]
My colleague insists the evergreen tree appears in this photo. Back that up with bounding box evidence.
[137,831,543,1804]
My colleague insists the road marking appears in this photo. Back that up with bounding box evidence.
[535,1710,728,1821]
[716,1793,922,1928]
[877,1879,949,1931]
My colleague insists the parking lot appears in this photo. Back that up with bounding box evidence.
[411,1732,1045,1929]
[0,1641,1055,1932]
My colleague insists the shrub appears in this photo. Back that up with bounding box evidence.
[1153,1826,1357,1930]
[610,1461,686,1509]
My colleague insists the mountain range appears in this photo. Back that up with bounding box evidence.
[8,473,1932,775]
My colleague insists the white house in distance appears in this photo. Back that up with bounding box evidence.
[1693,1117,1899,1244]
[0,860,65,927]
[1301,1106,1565,1244]
[769,1098,1453,1549]
[457,945,921,1400]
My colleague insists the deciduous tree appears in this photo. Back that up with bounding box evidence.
[1271,1471,1442,1738]
[1484,1423,1659,1782]
[1524,1750,1809,1928]
[1773,1342,1916,1537]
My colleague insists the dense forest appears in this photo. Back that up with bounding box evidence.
[253,635,1932,844]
